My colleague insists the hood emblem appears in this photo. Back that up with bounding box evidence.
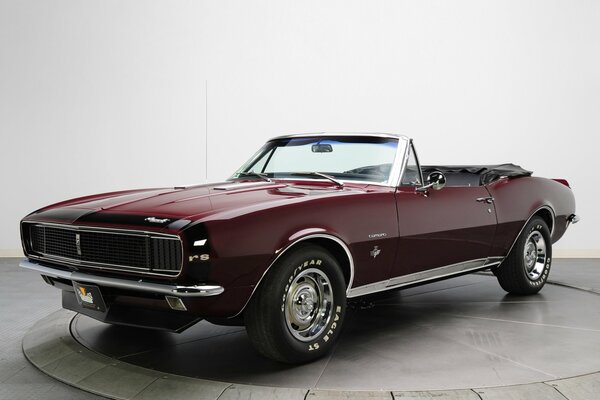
[145,217,170,224]
[370,246,381,259]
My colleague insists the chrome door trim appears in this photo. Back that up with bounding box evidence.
[346,256,503,298]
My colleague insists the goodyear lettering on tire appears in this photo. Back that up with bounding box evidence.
[280,258,342,351]
[281,259,322,312]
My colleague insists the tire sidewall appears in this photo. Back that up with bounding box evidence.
[518,218,552,289]
[271,246,346,362]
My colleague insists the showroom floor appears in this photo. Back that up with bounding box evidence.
[2,258,600,399]
[0,258,104,400]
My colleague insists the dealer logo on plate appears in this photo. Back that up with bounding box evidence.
[77,287,94,304]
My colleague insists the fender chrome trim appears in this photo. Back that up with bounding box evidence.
[346,257,503,298]
[232,233,355,317]
[19,259,224,297]
[503,205,556,258]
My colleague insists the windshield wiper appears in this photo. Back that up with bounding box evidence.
[291,172,344,187]
[234,171,272,182]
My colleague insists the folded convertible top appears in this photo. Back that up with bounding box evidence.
[422,164,532,186]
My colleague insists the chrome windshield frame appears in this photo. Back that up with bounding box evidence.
[231,133,410,188]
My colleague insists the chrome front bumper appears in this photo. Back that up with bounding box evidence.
[19,259,224,297]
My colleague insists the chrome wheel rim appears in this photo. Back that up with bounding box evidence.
[285,268,333,342]
[523,230,547,280]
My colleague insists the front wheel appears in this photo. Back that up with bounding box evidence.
[245,244,347,363]
[494,216,552,295]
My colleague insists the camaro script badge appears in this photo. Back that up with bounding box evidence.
[145,217,170,224]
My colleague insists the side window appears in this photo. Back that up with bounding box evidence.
[400,145,422,186]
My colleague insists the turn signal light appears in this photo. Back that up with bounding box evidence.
[165,296,187,311]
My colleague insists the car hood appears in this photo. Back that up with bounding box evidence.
[25,180,370,230]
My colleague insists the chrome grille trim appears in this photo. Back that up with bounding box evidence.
[25,222,183,277]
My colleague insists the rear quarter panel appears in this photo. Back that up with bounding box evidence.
[486,176,576,256]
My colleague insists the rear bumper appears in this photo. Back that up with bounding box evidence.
[19,259,224,297]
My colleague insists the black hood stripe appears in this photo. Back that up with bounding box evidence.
[33,208,96,224]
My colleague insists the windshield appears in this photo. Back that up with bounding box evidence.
[232,136,400,184]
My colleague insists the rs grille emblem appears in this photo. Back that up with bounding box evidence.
[370,246,381,259]
[75,233,82,256]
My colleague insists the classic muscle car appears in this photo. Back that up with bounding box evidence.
[20,133,578,363]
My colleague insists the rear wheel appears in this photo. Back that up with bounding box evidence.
[245,244,347,363]
[495,216,552,295]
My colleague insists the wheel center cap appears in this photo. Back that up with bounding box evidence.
[525,242,536,266]
[292,286,318,322]
[301,297,315,313]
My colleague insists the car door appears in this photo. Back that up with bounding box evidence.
[390,142,497,283]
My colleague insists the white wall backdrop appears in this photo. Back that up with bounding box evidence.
[1,0,598,254]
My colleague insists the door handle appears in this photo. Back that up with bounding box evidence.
[476,197,494,204]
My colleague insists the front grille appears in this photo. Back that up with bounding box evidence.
[29,224,182,275]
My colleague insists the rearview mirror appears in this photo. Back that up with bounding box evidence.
[312,144,333,153]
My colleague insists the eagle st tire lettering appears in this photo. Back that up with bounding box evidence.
[245,244,346,363]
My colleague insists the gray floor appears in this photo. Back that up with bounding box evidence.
[72,267,600,391]
[2,258,600,399]
[0,258,105,400]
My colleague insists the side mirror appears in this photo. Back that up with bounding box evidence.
[416,171,446,192]
[427,171,446,190]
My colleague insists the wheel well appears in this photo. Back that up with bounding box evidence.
[534,207,554,236]
[301,237,352,289]
[235,235,354,319]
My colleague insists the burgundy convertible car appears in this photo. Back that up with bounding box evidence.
[20,133,578,363]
